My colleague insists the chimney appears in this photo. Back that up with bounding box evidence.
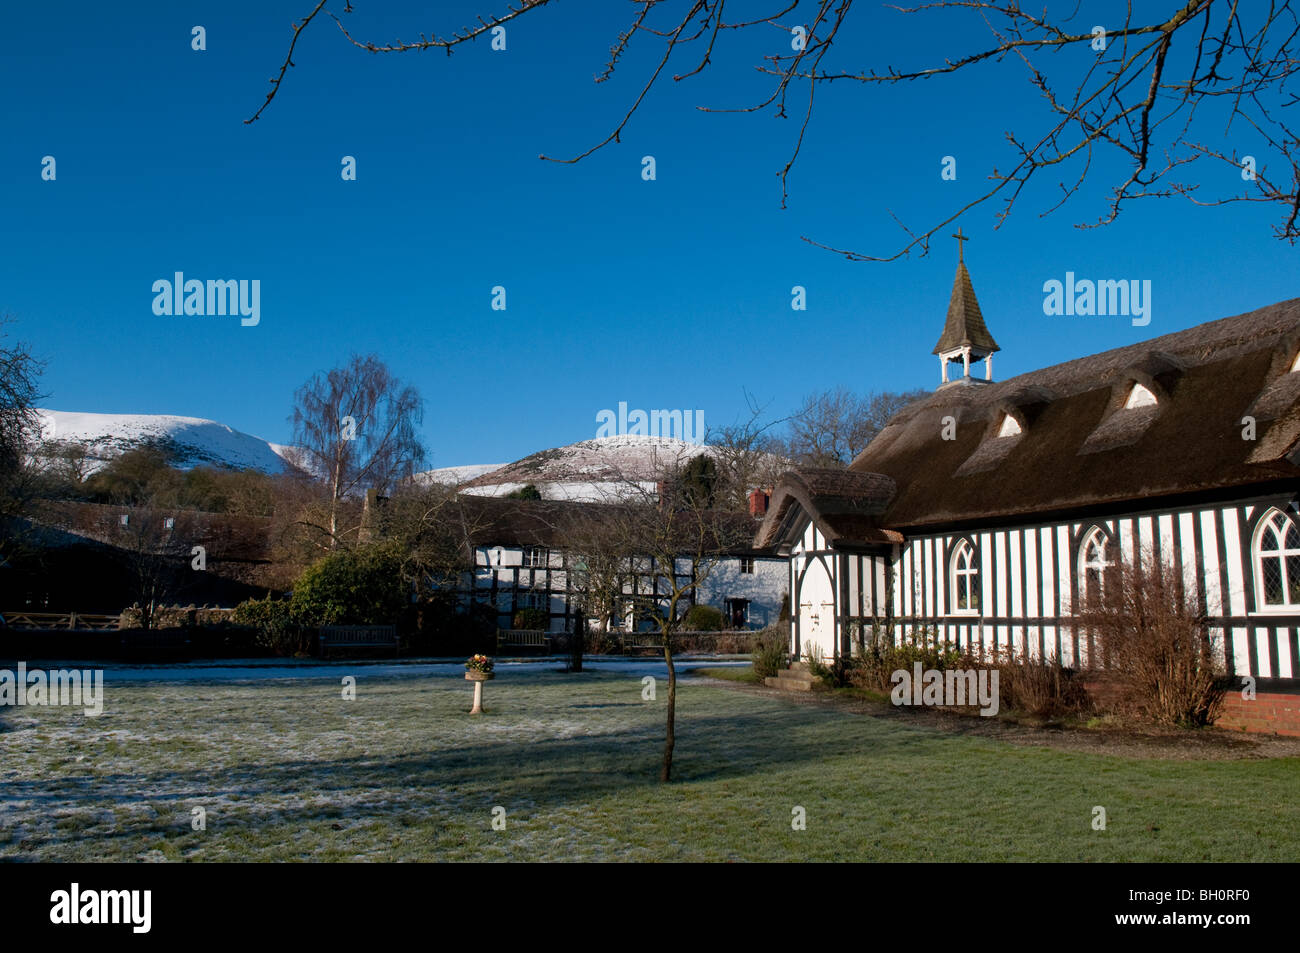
[748,488,770,518]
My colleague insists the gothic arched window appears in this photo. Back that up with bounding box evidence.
[950,538,979,612]
[1078,526,1116,609]
[1254,508,1300,608]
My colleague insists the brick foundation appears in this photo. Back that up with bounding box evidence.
[1082,678,1300,736]
[1218,691,1300,737]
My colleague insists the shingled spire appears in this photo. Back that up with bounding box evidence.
[933,229,999,386]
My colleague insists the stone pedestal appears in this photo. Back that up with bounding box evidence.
[465,670,494,714]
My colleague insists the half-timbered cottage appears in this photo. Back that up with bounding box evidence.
[446,497,786,634]
[757,252,1300,733]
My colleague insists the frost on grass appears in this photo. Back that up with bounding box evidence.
[1,665,1297,862]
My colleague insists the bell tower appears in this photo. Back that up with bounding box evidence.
[933,229,1000,386]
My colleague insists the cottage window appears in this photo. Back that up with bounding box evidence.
[740,557,755,574]
[1078,527,1116,608]
[517,590,548,611]
[1254,508,1300,608]
[524,547,549,568]
[949,539,979,612]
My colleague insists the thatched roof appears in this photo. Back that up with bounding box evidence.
[442,495,773,557]
[759,296,1300,544]
[755,469,903,549]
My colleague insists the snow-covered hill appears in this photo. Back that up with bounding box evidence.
[34,410,299,475]
[457,435,720,502]
[419,463,507,486]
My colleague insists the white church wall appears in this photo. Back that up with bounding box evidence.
[790,495,1300,683]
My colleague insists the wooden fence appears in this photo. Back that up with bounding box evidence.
[1,611,122,632]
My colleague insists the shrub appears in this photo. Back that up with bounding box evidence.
[232,595,307,656]
[291,543,408,628]
[751,625,789,679]
[991,651,1092,717]
[512,607,550,631]
[1077,550,1229,727]
[583,628,617,655]
[683,604,725,631]
[846,622,964,692]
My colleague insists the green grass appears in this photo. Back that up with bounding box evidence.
[1,668,1296,861]
[694,665,762,684]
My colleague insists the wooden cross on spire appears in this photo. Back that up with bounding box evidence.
[953,226,969,263]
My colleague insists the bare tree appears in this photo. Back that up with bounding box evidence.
[611,472,753,782]
[31,440,94,492]
[289,354,425,550]
[704,394,791,512]
[565,507,636,633]
[0,319,46,563]
[379,484,492,599]
[253,3,1300,254]
[785,386,927,467]
[108,502,202,631]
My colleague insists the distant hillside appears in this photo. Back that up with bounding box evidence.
[33,410,300,475]
[419,463,508,486]
[457,435,721,502]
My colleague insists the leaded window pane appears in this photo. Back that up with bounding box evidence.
[1262,555,1284,604]
[1288,555,1300,603]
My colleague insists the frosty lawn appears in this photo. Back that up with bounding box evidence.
[1,662,1297,862]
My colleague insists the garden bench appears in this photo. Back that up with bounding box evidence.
[620,634,663,654]
[318,625,400,658]
[495,629,552,655]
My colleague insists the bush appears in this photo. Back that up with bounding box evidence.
[991,651,1092,717]
[582,627,618,655]
[512,607,550,631]
[683,604,725,631]
[1078,551,1229,727]
[751,626,789,679]
[291,543,408,628]
[232,595,307,656]
[846,622,964,692]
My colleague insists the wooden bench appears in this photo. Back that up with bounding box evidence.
[620,633,663,654]
[495,629,552,655]
[318,625,400,658]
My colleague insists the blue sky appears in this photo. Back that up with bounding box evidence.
[2,1,1295,469]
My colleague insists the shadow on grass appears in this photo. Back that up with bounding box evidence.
[0,675,941,856]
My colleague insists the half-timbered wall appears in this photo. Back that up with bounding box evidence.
[464,546,785,633]
[791,493,1300,682]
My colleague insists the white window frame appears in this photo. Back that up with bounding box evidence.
[948,538,980,615]
[1252,507,1300,613]
[1078,526,1115,609]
